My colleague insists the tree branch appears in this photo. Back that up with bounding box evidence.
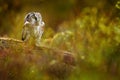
[0,37,23,43]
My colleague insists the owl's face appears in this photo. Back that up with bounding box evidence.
[24,12,42,26]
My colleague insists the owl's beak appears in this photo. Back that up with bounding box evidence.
[24,21,30,26]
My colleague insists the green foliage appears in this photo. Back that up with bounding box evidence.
[116,1,120,9]
[1,0,120,80]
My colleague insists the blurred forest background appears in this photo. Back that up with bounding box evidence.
[1,0,120,80]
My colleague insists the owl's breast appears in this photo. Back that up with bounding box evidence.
[34,26,43,37]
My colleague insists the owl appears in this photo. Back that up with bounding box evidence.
[22,12,45,46]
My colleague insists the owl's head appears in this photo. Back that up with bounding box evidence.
[24,12,44,26]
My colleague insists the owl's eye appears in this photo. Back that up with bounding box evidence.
[26,18,29,22]
[31,14,37,21]
[26,15,30,19]
[34,16,37,21]
[25,14,31,22]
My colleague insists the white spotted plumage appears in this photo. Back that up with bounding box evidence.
[22,12,45,46]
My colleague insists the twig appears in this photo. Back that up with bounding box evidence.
[38,45,73,55]
[0,37,23,43]
[0,37,74,55]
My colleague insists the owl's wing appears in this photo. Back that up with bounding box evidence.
[22,26,30,41]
